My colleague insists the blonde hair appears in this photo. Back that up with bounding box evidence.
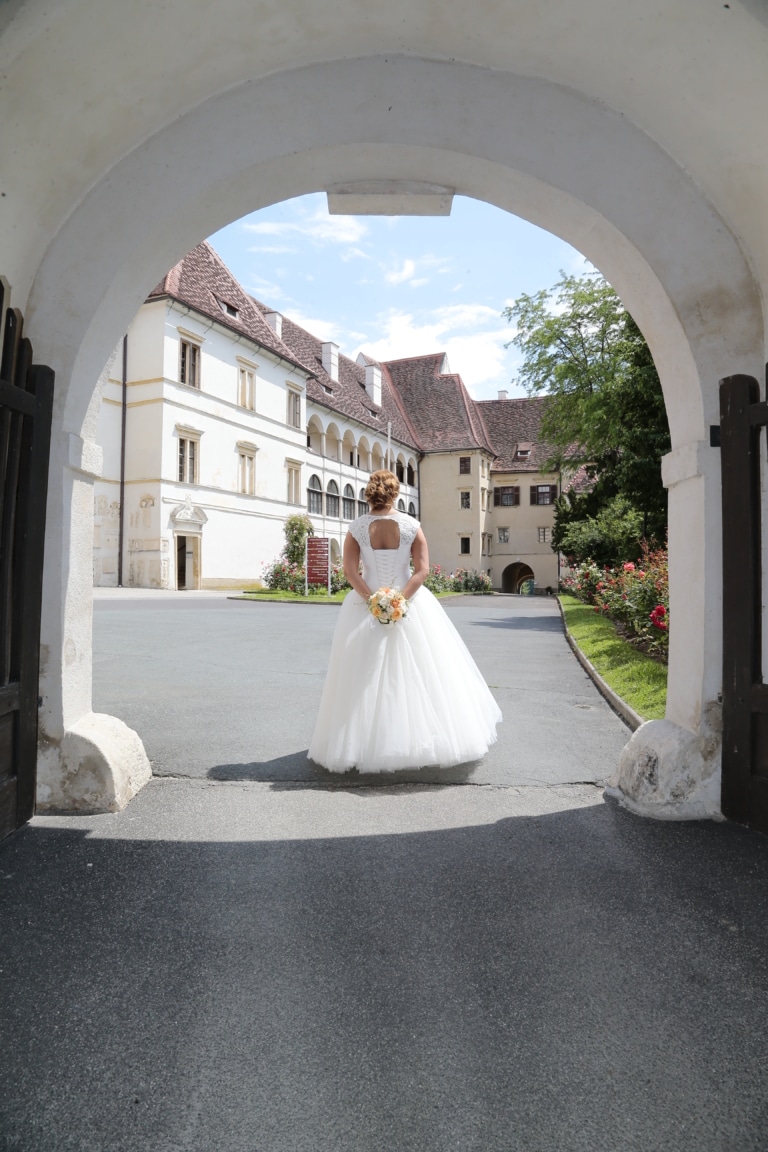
[365,469,400,511]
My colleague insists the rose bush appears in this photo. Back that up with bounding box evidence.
[262,558,349,594]
[560,542,669,656]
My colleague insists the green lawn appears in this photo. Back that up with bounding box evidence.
[559,593,667,721]
[235,587,467,604]
[236,588,352,603]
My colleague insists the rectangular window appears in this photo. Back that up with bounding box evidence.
[308,488,323,515]
[481,533,492,557]
[326,491,339,518]
[530,484,558,506]
[460,491,471,510]
[498,527,509,544]
[180,341,200,388]
[459,456,471,474]
[239,452,255,495]
[238,367,255,410]
[178,437,198,483]
[493,486,520,507]
[287,389,302,428]
[287,463,301,504]
[460,537,471,555]
[538,526,552,543]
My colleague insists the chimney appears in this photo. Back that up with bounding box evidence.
[498,389,508,401]
[264,311,282,338]
[365,363,382,407]
[321,341,339,382]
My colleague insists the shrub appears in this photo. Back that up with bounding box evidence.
[561,541,669,656]
[423,564,452,593]
[282,513,315,565]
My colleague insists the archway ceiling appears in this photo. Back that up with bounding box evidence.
[1,0,767,289]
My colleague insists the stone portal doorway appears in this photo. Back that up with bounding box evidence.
[502,562,535,594]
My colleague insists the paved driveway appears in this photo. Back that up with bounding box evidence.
[91,592,629,786]
[4,594,766,1151]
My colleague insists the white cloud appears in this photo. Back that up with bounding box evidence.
[352,304,523,399]
[410,278,429,288]
[244,207,368,247]
[245,276,290,302]
[385,259,417,285]
[341,247,373,263]
[247,244,297,255]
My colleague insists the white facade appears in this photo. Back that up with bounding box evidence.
[94,298,418,588]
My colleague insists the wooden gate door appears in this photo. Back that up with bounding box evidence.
[719,372,768,832]
[0,285,55,841]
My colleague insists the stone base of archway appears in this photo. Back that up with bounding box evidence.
[607,711,723,821]
[36,712,151,814]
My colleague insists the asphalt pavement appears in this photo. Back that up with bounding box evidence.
[2,592,767,1150]
[91,592,629,785]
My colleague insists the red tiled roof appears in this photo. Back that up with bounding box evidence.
[381,354,495,454]
[251,305,420,450]
[476,396,553,472]
[148,242,310,377]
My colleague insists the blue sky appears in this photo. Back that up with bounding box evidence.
[208,194,592,402]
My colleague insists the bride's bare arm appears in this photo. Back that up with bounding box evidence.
[402,529,429,600]
[343,531,373,599]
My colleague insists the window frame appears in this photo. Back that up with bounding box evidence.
[497,527,509,545]
[325,479,340,519]
[530,484,558,506]
[179,339,201,389]
[342,484,356,520]
[459,456,471,475]
[493,486,520,507]
[459,536,471,555]
[286,387,302,428]
[307,474,323,515]
[460,490,471,510]
[286,460,302,505]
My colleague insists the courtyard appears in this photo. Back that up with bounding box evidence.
[1,595,767,1150]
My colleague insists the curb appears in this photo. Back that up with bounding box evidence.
[555,597,644,732]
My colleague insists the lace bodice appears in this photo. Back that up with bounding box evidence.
[349,512,420,591]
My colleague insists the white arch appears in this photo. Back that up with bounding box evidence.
[22,55,762,817]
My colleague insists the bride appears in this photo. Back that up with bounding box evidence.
[308,470,502,774]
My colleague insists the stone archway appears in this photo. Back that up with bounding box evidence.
[2,9,765,819]
[502,563,535,595]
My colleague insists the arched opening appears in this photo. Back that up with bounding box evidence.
[371,443,384,473]
[502,562,535,595]
[324,424,341,462]
[19,48,764,817]
[342,430,357,468]
[306,416,324,456]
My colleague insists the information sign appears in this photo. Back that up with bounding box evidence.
[306,537,331,594]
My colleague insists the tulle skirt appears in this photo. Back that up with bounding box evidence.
[308,586,502,773]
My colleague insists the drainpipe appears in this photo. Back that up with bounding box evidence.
[117,335,127,587]
[417,452,424,518]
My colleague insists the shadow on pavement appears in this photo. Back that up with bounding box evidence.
[2,803,768,1150]
[468,615,564,632]
[208,752,480,788]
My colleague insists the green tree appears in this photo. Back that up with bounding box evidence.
[556,495,644,567]
[503,272,670,543]
[282,513,314,565]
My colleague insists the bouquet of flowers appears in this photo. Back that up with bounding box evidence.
[368,587,409,625]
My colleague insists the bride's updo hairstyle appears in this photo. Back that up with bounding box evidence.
[365,469,400,511]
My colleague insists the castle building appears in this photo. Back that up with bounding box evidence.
[93,241,561,592]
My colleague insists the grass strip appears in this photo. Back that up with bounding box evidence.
[559,593,667,721]
[234,588,465,604]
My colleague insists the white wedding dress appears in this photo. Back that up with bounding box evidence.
[308,511,502,773]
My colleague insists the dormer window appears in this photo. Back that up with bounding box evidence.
[322,384,333,395]
[514,442,532,461]
[218,298,239,319]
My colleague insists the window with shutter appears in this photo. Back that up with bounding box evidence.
[495,486,519,507]
[531,484,556,506]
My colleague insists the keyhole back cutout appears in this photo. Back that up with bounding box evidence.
[369,517,401,550]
